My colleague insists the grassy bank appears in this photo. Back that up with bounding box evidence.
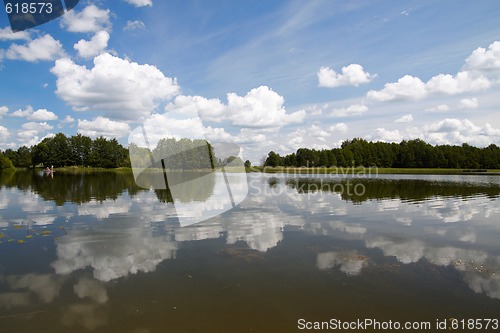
[251,166,500,175]
[34,166,133,173]
[17,166,500,175]
[52,166,246,173]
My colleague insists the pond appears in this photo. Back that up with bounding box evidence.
[1,170,500,332]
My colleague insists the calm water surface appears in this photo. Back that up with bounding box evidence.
[1,170,500,332]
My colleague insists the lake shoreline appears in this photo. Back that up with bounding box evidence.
[251,166,500,175]
[8,166,500,176]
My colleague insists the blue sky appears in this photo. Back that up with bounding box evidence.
[1,0,499,163]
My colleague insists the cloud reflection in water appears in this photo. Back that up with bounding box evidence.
[1,171,500,316]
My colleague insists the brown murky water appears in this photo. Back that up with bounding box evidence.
[1,170,500,332]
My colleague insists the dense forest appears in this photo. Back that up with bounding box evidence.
[0,133,129,169]
[0,133,245,170]
[2,135,500,170]
[264,138,500,169]
[129,138,216,170]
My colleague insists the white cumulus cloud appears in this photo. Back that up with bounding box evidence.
[58,115,76,129]
[123,20,146,31]
[309,124,330,141]
[130,112,205,146]
[169,86,306,129]
[10,106,58,121]
[129,105,233,152]
[367,75,427,101]
[204,126,236,142]
[51,53,180,121]
[458,97,479,109]
[226,86,305,128]
[465,41,500,71]
[234,128,269,146]
[60,115,75,124]
[124,0,153,7]
[413,119,500,147]
[426,104,450,112]
[0,106,8,119]
[368,41,500,102]
[6,35,65,62]
[169,95,226,122]
[330,104,368,117]
[0,26,30,41]
[78,117,131,139]
[318,64,376,88]
[395,114,413,123]
[426,118,479,133]
[30,109,58,121]
[425,71,490,95]
[367,128,403,143]
[16,122,54,146]
[60,5,111,33]
[0,126,10,141]
[74,31,110,59]
[329,123,348,133]
[21,122,54,132]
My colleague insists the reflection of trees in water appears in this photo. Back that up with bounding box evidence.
[285,178,500,203]
[267,177,279,188]
[0,170,143,205]
[155,171,216,203]
[155,188,174,203]
[0,170,217,205]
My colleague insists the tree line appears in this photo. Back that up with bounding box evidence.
[3,135,500,171]
[130,138,245,170]
[0,133,245,170]
[264,138,500,169]
[129,138,215,170]
[0,133,130,169]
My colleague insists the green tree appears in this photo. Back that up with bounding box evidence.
[408,139,433,168]
[69,134,92,166]
[129,143,153,168]
[283,153,296,167]
[480,144,500,169]
[332,149,346,167]
[3,149,18,167]
[89,137,127,168]
[264,138,500,169]
[0,154,14,170]
[152,138,215,170]
[462,143,480,169]
[264,151,283,167]
[31,141,50,167]
[295,148,318,167]
[396,141,416,168]
[16,146,32,167]
[46,133,72,167]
